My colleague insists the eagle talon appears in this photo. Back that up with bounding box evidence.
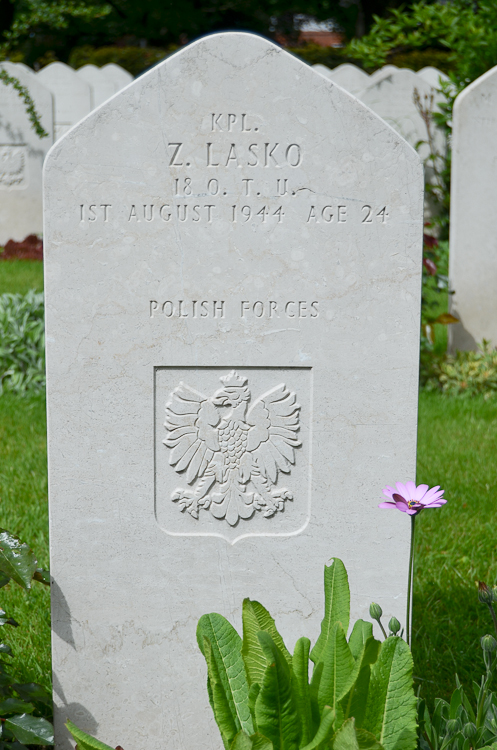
[272,488,293,501]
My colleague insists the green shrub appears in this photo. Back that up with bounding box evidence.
[0,291,45,395]
[422,342,497,398]
[388,48,454,73]
[68,44,178,76]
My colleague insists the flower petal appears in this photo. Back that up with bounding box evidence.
[382,486,395,499]
[406,507,419,515]
[405,480,417,498]
[394,498,409,512]
[395,482,409,499]
[414,483,429,501]
[420,486,442,502]
[378,501,396,509]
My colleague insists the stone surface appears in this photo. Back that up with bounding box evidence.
[76,64,116,108]
[449,65,497,350]
[0,61,53,242]
[44,32,423,750]
[417,66,450,88]
[320,63,369,94]
[101,62,133,90]
[357,66,445,214]
[38,62,92,140]
[369,64,398,83]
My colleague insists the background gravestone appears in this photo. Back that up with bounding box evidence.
[0,61,53,242]
[315,62,369,95]
[76,64,116,108]
[417,66,450,89]
[44,32,423,750]
[449,64,497,350]
[101,62,133,90]
[38,62,92,140]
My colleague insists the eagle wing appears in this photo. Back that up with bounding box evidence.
[163,382,220,485]
[246,383,301,484]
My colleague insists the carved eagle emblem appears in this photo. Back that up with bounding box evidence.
[163,370,301,526]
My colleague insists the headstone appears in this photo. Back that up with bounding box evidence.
[417,66,450,89]
[357,67,445,205]
[76,64,115,108]
[44,32,423,750]
[369,64,398,83]
[101,62,133,90]
[325,63,369,95]
[449,65,497,350]
[37,62,92,140]
[0,61,53,243]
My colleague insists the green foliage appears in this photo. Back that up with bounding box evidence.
[0,528,52,748]
[425,343,497,399]
[68,44,176,76]
[197,558,416,750]
[66,720,116,750]
[0,70,48,138]
[347,1,497,84]
[287,46,359,70]
[0,291,45,395]
[388,49,453,74]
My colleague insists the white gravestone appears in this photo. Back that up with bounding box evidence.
[44,32,423,750]
[37,62,92,140]
[0,62,53,242]
[369,64,398,83]
[76,64,115,108]
[101,62,133,91]
[315,63,369,95]
[417,66,450,89]
[449,65,497,350]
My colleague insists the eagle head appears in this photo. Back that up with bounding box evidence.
[212,370,250,407]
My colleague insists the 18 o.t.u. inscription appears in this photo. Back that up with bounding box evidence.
[163,370,301,527]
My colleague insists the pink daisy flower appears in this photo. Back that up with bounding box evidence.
[379,481,447,515]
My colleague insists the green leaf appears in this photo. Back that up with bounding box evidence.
[291,637,314,746]
[254,632,301,750]
[363,637,417,750]
[0,530,37,590]
[0,573,10,589]
[300,705,335,750]
[0,698,34,715]
[12,683,52,706]
[333,718,361,750]
[356,728,384,750]
[230,730,274,750]
[203,636,244,749]
[66,720,115,750]
[197,614,254,743]
[242,599,292,687]
[311,560,350,665]
[348,621,373,660]
[0,608,19,627]
[311,623,355,717]
[341,637,381,724]
[0,644,12,655]
[5,715,54,746]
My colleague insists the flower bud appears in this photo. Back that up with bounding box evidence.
[481,634,497,652]
[388,617,401,635]
[445,719,459,735]
[462,723,476,739]
[478,581,494,604]
[369,603,383,621]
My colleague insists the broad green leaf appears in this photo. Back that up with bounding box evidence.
[0,530,38,590]
[197,614,254,740]
[0,644,12,655]
[348,621,373,660]
[363,638,416,750]
[311,623,355,716]
[0,573,10,589]
[300,706,335,750]
[5,714,54,746]
[341,637,381,724]
[12,683,52,706]
[0,698,34,715]
[333,718,360,750]
[356,728,384,750]
[254,632,301,750]
[249,683,261,730]
[311,560,350,665]
[203,636,244,749]
[0,608,18,627]
[230,730,274,750]
[291,637,314,746]
[242,599,291,686]
[66,720,115,750]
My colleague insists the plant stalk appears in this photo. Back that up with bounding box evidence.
[487,602,497,640]
[407,514,416,646]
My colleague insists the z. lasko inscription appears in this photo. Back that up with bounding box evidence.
[163,370,301,527]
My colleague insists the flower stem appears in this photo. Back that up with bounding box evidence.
[487,603,497,640]
[407,514,416,647]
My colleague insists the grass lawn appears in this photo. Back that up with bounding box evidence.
[0,260,496,710]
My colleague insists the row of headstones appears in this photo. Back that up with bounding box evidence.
[0,61,132,243]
